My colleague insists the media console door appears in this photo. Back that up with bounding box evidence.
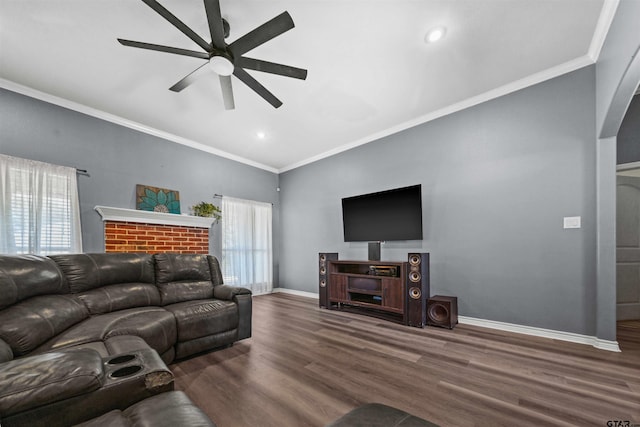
[329,274,348,301]
[382,278,404,312]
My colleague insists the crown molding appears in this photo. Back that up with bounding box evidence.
[588,0,620,62]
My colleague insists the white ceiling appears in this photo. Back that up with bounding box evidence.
[0,0,615,172]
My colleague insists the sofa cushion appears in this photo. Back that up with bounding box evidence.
[50,253,155,293]
[35,307,177,356]
[0,254,68,309]
[154,254,213,305]
[49,336,151,359]
[74,391,216,427]
[103,335,151,356]
[154,253,211,284]
[77,283,161,315]
[0,348,104,417]
[0,295,88,356]
[156,280,214,306]
[164,299,238,342]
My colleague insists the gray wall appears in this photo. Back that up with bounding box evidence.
[0,88,280,285]
[279,66,598,336]
[618,95,640,164]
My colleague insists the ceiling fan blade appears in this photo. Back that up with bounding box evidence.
[169,62,211,92]
[228,11,294,57]
[233,67,283,108]
[141,0,211,52]
[118,39,209,59]
[236,57,307,80]
[219,75,235,110]
[204,0,225,49]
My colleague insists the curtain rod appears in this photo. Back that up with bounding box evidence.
[75,168,88,173]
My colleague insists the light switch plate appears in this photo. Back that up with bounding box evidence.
[563,216,581,229]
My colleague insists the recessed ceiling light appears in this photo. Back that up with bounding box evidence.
[425,26,446,44]
[256,131,266,139]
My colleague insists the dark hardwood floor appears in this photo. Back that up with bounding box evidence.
[171,294,640,427]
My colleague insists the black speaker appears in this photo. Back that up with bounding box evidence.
[427,295,458,329]
[368,242,381,261]
[319,253,338,308]
[406,253,430,327]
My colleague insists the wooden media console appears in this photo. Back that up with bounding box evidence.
[325,259,410,324]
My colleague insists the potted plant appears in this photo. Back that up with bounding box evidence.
[191,202,222,223]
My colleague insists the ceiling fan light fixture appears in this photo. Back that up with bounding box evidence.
[425,26,446,43]
[209,55,234,76]
[118,0,306,108]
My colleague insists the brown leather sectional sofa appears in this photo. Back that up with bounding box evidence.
[0,252,252,426]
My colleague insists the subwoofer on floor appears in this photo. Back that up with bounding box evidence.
[427,295,458,329]
[318,252,338,308]
[406,253,430,327]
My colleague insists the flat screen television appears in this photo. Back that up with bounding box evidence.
[342,184,423,242]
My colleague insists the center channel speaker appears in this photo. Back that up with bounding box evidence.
[319,252,338,308]
[406,253,430,327]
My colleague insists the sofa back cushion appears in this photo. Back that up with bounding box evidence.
[0,254,68,309]
[77,283,162,315]
[0,294,88,356]
[154,253,214,305]
[50,253,156,292]
[50,253,160,314]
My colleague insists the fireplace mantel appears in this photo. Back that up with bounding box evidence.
[95,205,217,228]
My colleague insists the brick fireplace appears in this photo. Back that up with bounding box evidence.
[95,206,217,254]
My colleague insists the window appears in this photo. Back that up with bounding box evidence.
[221,197,272,294]
[0,154,82,255]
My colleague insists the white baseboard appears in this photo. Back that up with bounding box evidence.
[269,289,621,352]
[271,288,319,299]
[459,316,621,352]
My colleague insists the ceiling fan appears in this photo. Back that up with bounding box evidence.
[118,0,307,109]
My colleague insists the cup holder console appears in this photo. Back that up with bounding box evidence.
[109,365,143,378]
[106,354,137,365]
[101,349,173,394]
[104,353,144,381]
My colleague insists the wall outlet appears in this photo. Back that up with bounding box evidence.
[563,216,581,229]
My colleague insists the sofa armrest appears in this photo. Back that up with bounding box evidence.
[0,338,13,363]
[213,285,251,301]
[212,286,252,341]
[235,294,252,341]
[0,349,104,418]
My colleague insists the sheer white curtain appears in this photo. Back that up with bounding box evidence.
[221,196,272,295]
[0,154,82,254]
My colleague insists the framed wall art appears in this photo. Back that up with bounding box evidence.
[136,184,180,214]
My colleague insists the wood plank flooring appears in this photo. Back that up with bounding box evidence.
[171,294,640,427]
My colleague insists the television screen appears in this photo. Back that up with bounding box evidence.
[342,184,423,242]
